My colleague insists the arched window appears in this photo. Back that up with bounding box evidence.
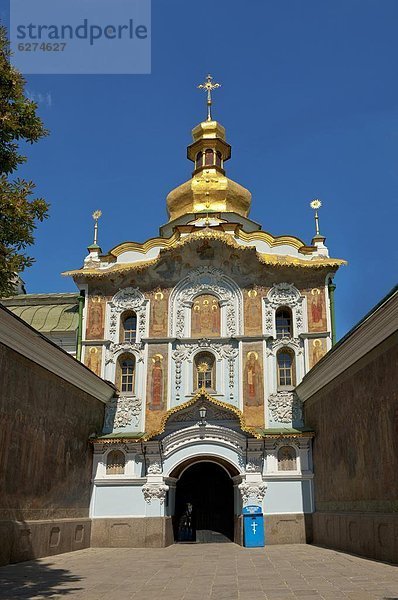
[106,450,125,474]
[196,151,203,169]
[215,150,222,168]
[194,352,215,391]
[277,348,295,387]
[121,312,137,343]
[118,354,135,394]
[204,148,214,166]
[275,308,292,338]
[277,446,297,471]
[191,294,220,337]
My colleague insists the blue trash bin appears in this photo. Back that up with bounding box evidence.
[243,505,265,547]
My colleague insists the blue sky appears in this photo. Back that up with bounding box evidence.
[3,0,398,340]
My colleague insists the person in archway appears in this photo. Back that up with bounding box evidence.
[178,502,196,542]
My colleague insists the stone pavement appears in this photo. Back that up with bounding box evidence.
[1,543,398,600]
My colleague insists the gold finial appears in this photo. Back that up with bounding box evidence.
[92,209,102,245]
[198,74,221,121]
[310,199,322,236]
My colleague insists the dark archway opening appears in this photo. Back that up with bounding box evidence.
[174,461,234,543]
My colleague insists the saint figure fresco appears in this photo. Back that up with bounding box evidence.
[191,295,220,337]
[310,288,324,326]
[196,239,214,260]
[86,347,100,376]
[87,294,104,339]
[150,354,164,410]
[311,339,325,367]
[151,290,168,336]
[244,289,262,334]
[244,351,263,407]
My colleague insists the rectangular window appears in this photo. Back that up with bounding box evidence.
[124,328,136,343]
[198,371,212,389]
[279,367,292,386]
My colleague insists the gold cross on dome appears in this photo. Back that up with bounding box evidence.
[198,74,221,121]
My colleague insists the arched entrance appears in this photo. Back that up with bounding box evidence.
[173,460,234,543]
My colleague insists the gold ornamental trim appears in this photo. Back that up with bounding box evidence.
[257,253,346,268]
[237,229,313,253]
[174,229,242,249]
[62,257,159,278]
[107,227,314,256]
[144,389,263,441]
[64,253,345,278]
[260,431,316,439]
[108,232,181,257]
[63,230,345,278]
[94,429,314,444]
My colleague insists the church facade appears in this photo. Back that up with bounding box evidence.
[64,96,345,546]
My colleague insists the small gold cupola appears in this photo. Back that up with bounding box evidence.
[188,119,231,176]
[166,75,252,223]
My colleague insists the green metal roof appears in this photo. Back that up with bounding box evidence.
[256,426,315,437]
[96,432,146,440]
[1,293,79,333]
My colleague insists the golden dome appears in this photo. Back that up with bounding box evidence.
[166,119,252,222]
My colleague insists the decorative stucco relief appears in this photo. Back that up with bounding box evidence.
[107,287,148,342]
[267,337,304,356]
[142,483,169,504]
[162,424,246,465]
[238,481,267,503]
[264,283,305,336]
[147,461,163,474]
[170,267,242,338]
[268,391,303,424]
[105,342,144,365]
[171,340,238,399]
[104,396,142,430]
[246,458,263,473]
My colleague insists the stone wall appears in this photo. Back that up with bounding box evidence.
[91,517,174,548]
[304,333,398,562]
[0,343,105,566]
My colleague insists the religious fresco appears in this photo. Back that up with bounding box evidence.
[309,338,327,368]
[85,346,102,377]
[101,240,266,291]
[86,292,105,340]
[196,239,215,260]
[149,288,170,337]
[191,294,220,338]
[149,354,165,410]
[242,343,264,428]
[145,344,168,434]
[244,287,265,335]
[306,287,328,332]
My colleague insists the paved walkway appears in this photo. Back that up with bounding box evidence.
[1,543,398,600]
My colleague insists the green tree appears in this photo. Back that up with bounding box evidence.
[0,24,49,296]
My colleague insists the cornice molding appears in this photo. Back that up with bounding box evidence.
[296,291,398,401]
[264,473,314,481]
[93,478,146,486]
[0,306,114,404]
[63,226,346,278]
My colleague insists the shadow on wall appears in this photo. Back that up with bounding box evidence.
[0,556,83,599]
